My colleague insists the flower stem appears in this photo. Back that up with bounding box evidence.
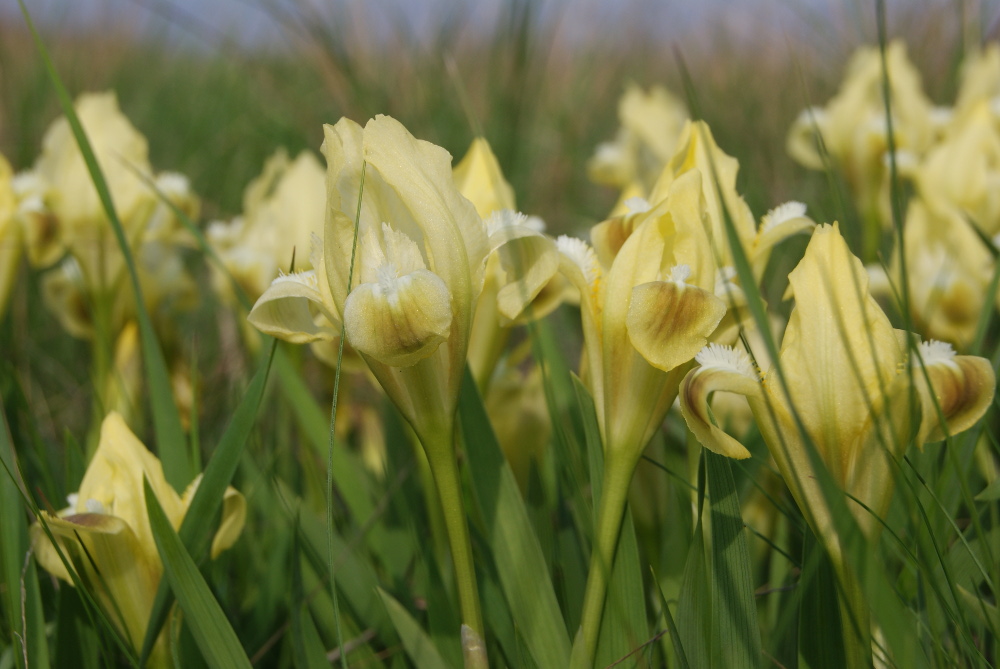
[834,559,873,669]
[570,458,633,669]
[424,428,488,669]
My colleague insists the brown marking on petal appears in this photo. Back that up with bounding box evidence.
[922,355,996,442]
[627,280,727,372]
[63,513,121,529]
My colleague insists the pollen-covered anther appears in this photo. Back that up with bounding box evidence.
[695,343,759,379]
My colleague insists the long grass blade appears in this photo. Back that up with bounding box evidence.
[459,365,571,669]
[144,477,253,668]
[705,450,761,668]
[0,401,50,669]
[378,588,454,669]
[140,340,276,662]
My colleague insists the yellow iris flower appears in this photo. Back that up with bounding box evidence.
[32,412,245,668]
[681,223,994,547]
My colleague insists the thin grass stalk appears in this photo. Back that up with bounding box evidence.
[325,161,367,668]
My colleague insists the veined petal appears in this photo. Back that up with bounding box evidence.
[32,511,158,651]
[247,270,341,343]
[487,218,561,322]
[75,413,186,563]
[780,223,905,450]
[344,268,452,367]
[680,344,761,459]
[627,277,727,372]
[362,115,488,299]
[914,340,996,443]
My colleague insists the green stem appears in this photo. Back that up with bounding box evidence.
[832,554,873,668]
[816,534,872,669]
[424,427,488,669]
[861,203,881,267]
[570,458,633,669]
[87,287,115,455]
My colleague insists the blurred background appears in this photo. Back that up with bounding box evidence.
[1,0,987,231]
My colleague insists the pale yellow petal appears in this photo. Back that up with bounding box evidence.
[31,511,158,651]
[180,475,247,559]
[34,91,154,233]
[453,138,516,217]
[488,222,561,323]
[343,268,452,367]
[76,412,186,563]
[679,344,760,459]
[780,223,905,452]
[786,108,828,170]
[627,280,727,373]
[914,341,996,444]
[362,115,488,301]
[247,270,341,343]
[752,201,816,279]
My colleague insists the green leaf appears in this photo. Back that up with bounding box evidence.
[19,0,190,489]
[459,365,571,669]
[595,509,647,668]
[378,588,454,669]
[0,404,50,669]
[274,347,375,522]
[798,529,845,669]
[140,342,276,663]
[652,568,691,669]
[677,522,710,669]
[144,478,253,669]
[292,524,335,669]
[974,477,1000,502]
[705,450,761,668]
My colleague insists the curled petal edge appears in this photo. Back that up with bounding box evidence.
[679,350,761,460]
[247,271,340,344]
[915,350,996,444]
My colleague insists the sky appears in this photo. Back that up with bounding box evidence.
[3,0,995,69]
[4,0,972,52]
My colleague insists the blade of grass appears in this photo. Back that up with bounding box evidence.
[319,160,368,669]
[378,588,454,669]
[705,450,761,668]
[459,365,571,669]
[0,401,50,669]
[140,340,276,663]
[798,529,846,669]
[144,477,253,669]
[652,567,690,669]
[291,521,335,669]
